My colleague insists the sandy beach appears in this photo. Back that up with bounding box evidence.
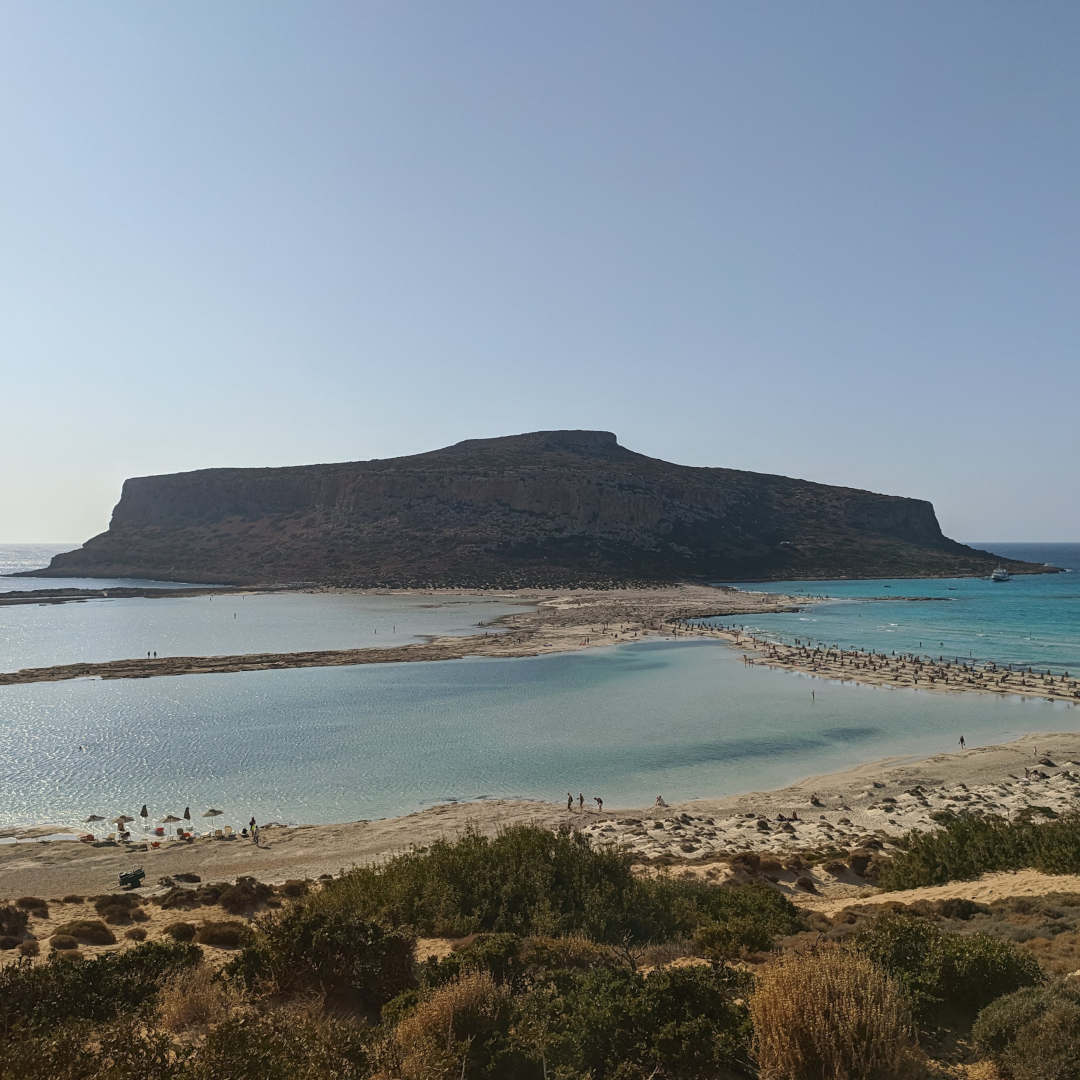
[4,731,1078,907]
[707,630,1080,705]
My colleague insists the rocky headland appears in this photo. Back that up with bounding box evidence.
[25,429,1050,586]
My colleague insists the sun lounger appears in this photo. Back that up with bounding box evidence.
[223,825,233,837]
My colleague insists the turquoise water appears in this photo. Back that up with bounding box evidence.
[0,639,1076,830]
[0,592,530,672]
[1,540,1076,830]
[707,543,1080,675]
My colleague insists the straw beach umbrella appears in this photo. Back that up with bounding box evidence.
[139,804,149,830]
[84,815,105,823]
[203,808,223,831]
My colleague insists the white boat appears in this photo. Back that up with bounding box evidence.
[990,567,1010,582]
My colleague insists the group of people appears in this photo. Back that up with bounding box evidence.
[562,793,670,812]
[566,792,603,812]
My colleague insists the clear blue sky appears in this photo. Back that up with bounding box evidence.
[2,2,1077,544]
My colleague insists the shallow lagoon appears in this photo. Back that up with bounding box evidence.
[1,640,1074,830]
[0,592,530,671]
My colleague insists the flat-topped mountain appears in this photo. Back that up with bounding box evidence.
[34,431,1046,585]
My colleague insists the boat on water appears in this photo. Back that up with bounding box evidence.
[991,567,1011,582]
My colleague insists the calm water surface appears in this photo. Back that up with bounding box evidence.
[1,640,1075,830]
[2,540,1077,831]
[0,592,531,671]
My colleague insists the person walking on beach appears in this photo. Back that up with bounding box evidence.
[249,815,256,831]
[958,735,966,751]
[578,793,584,811]
[594,796,603,813]
[567,793,573,811]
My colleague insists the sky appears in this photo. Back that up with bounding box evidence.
[2,2,1077,544]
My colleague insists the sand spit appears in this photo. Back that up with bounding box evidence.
[0,584,805,685]
[683,622,1080,705]
[4,732,1080,904]
[0,585,242,607]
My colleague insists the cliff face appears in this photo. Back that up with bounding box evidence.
[38,431,1042,585]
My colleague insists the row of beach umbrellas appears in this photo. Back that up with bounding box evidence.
[83,806,224,832]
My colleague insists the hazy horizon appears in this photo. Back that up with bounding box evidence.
[3,3,1077,543]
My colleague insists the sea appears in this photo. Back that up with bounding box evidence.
[705,543,1080,675]
[0,542,1077,831]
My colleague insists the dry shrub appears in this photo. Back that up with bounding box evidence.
[93,893,146,925]
[18,939,40,957]
[750,947,924,1080]
[158,962,243,1033]
[51,934,79,950]
[164,921,196,942]
[52,919,116,945]
[386,971,510,1080]
[62,894,84,904]
[218,877,273,915]
[279,879,309,898]
[0,905,29,936]
[195,920,251,948]
[125,927,148,942]
[16,897,49,917]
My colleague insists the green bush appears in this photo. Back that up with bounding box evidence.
[972,980,1080,1080]
[855,913,1042,1026]
[0,940,201,1036]
[185,1009,369,1080]
[420,932,624,991]
[318,824,798,946]
[514,963,752,1080]
[227,902,415,1011]
[880,813,1080,890]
